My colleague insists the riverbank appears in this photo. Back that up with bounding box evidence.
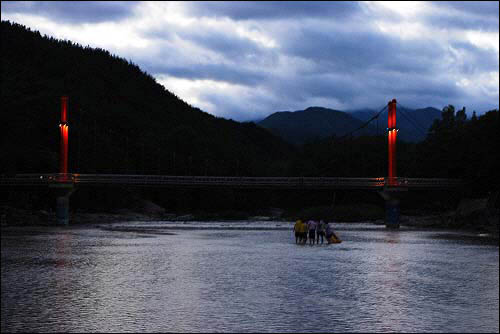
[1,204,498,238]
[0,206,288,227]
[400,211,499,234]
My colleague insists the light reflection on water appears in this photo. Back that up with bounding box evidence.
[1,222,499,333]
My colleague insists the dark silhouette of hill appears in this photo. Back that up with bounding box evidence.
[259,105,442,146]
[258,106,376,146]
[1,21,295,176]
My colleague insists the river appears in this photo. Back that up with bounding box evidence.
[1,221,498,333]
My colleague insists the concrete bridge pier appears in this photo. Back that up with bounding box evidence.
[379,189,404,229]
[385,197,400,229]
[50,182,74,225]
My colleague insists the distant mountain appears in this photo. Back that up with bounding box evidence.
[349,106,442,142]
[257,105,442,146]
[258,107,376,146]
[247,117,265,124]
[349,108,379,123]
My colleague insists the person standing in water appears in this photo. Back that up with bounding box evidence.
[300,220,308,244]
[317,220,326,244]
[293,220,302,244]
[307,220,317,245]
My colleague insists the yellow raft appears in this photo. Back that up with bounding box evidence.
[327,233,342,244]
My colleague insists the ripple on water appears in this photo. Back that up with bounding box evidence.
[1,222,498,333]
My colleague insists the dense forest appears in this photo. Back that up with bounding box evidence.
[1,21,498,214]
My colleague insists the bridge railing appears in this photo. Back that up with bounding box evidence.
[0,173,76,185]
[71,174,387,188]
[400,177,463,187]
[0,174,463,189]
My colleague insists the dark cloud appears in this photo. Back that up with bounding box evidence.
[426,1,499,31]
[178,30,269,60]
[281,25,445,76]
[184,1,361,20]
[145,25,276,61]
[271,73,360,104]
[267,66,462,108]
[448,41,499,74]
[139,25,280,87]
[1,1,138,23]
[426,14,498,32]
[145,62,267,87]
[433,1,499,18]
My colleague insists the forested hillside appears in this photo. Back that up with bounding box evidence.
[1,21,295,176]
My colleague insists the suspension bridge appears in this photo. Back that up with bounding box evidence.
[0,97,463,227]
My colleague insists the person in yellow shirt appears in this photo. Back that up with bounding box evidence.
[299,219,308,244]
[293,220,302,244]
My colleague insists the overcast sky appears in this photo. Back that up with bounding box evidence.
[2,1,499,120]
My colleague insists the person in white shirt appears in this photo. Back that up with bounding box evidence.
[307,220,317,245]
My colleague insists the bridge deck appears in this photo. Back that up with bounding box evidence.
[0,174,463,190]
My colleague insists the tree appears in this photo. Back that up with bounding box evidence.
[441,105,455,126]
[471,111,478,122]
[455,107,467,123]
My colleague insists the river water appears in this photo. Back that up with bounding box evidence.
[1,221,499,333]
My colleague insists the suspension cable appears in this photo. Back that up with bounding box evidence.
[398,109,428,136]
[397,103,431,136]
[336,104,388,141]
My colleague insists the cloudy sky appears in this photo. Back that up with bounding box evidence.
[2,1,499,120]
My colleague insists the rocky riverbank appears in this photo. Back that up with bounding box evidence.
[405,197,498,236]
[1,199,498,238]
[0,205,286,227]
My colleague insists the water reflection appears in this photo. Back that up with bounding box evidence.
[56,231,71,268]
[367,231,411,332]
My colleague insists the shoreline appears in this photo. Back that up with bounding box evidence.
[1,206,498,239]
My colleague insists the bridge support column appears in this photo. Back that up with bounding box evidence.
[50,183,74,225]
[60,96,69,176]
[56,195,70,225]
[379,189,403,229]
[385,197,400,229]
[52,96,74,225]
[387,99,398,186]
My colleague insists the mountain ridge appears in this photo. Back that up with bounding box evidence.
[258,105,442,145]
[258,106,376,146]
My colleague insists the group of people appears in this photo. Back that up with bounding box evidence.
[293,219,340,245]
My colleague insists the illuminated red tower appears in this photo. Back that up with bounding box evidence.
[60,96,69,176]
[387,99,397,184]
